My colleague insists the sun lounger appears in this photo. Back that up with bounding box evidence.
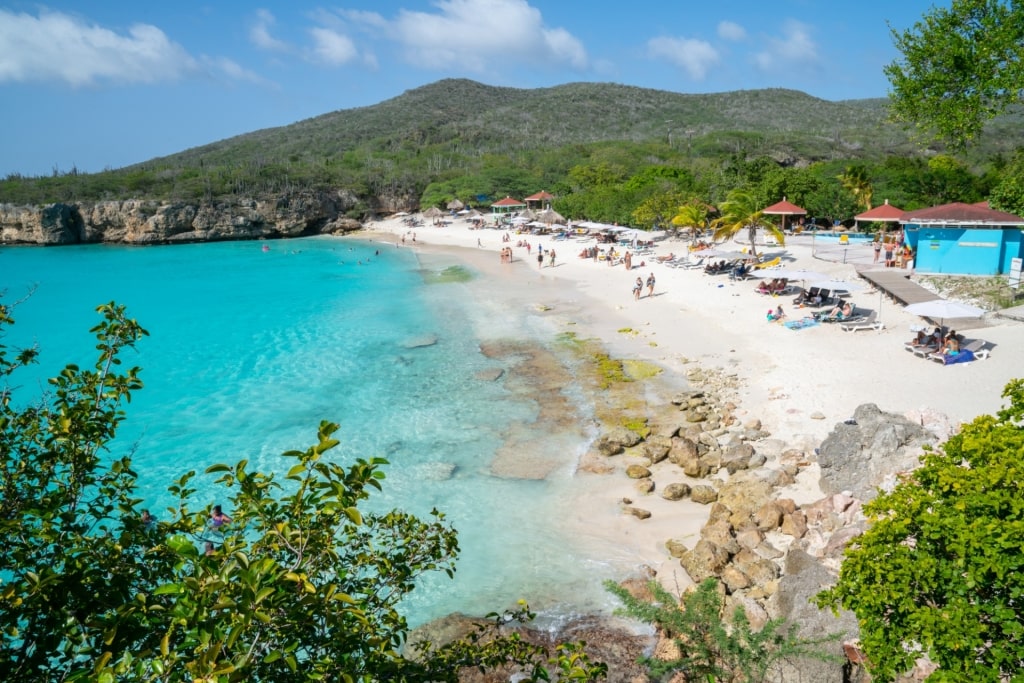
[927,339,991,364]
[840,311,884,332]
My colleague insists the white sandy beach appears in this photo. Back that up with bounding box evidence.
[360,215,1024,590]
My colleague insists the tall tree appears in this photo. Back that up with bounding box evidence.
[711,189,784,258]
[885,0,1024,150]
[837,165,874,212]
[817,379,1024,681]
[670,200,711,238]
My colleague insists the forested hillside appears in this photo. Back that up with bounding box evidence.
[2,78,1023,224]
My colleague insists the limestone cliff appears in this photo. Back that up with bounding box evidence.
[0,190,364,246]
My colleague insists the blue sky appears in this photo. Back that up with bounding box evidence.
[0,0,940,178]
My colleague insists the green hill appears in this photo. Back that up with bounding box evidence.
[2,78,1021,208]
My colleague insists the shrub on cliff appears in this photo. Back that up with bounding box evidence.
[0,301,605,682]
[606,577,837,681]
[817,378,1024,681]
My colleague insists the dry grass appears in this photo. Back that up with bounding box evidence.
[915,274,1024,310]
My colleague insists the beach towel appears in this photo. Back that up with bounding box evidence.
[784,317,819,331]
[942,350,975,365]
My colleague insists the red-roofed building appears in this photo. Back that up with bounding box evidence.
[855,199,905,224]
[524,191,554,210]
[901,202,1024,275]
[490,196,526,214]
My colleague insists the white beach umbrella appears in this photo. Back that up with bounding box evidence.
[904,299,985,320]
[769,268,828,282]
[704,249,750,260]
[808,278,864,292]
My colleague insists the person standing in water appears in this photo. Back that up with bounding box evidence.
[210,504,231,529]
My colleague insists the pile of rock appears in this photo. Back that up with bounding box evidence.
[583,364,945,679]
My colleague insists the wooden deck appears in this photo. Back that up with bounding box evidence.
[855,268,936,306]
[856,267,990,330]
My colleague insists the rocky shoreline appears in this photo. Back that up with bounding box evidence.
[0,192,366,245]
[414,344,948,682]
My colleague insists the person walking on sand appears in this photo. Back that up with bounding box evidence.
[646,272,656,298]
[537,250,544,269]
[633,276,643,300]
[548,249,556,268]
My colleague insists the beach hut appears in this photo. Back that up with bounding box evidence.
[761,197,806,233]
[855,200,904,233]
[901,202,1024,275]
[524,190,555,210]
[491,196,526,215]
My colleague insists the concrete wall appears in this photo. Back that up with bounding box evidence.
[905,226,1023,275]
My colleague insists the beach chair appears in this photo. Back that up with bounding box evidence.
[927,339,991,364]
[840,311,884,332]
[753,256,781,270]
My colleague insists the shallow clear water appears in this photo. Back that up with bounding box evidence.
[1,237,629,626]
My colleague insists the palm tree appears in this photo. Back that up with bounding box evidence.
[711,189,784,258]
[670,201,709,239]
[838,165,874,212]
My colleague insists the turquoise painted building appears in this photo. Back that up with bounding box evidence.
[901,202,1024,276]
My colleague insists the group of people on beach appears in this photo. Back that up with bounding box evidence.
[873,232,913,268]
[632,273,656,300]
[909,327,961,355]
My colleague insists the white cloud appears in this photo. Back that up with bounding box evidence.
[250,9,288,51]
[309,27,359,66]
[646,36,720,80]
[204,56,270,86]
[717,21,746,41]
[753,20,819,73]
[0,9,267,88]
[341,0,586,73]
[0,9,198,86]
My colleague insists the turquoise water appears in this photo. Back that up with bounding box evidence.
[1,237,625,626]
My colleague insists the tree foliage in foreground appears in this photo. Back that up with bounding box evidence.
[817,379,1024,682]
[606,578,837,682]
[886,0,1024,150]
[0,302,605,682]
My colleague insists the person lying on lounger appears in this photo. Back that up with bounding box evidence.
[793,288,823,306]
[818,301,853,322]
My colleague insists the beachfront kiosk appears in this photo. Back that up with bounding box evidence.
[901,202,1024,275]
[491,196,526,215]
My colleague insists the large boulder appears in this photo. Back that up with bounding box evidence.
[661,482,691,501]
[769,549,861,682]
[679,539,730,582]
[817,403,937,501]
[593,426,642,456]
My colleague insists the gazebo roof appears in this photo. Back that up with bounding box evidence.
[900,202,1023,226]
[491,196,526,207]
[761,198,806,215]
[855,199,904,222]
[524,190,554,201]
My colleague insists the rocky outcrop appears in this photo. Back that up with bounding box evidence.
[817,403,938,501]
[0,190,363,245]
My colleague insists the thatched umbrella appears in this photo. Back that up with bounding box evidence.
[538,208,567,226]
[423,207,443,219]
[446,199,464,211]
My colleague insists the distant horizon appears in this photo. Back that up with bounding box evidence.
[0,1,936,176]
